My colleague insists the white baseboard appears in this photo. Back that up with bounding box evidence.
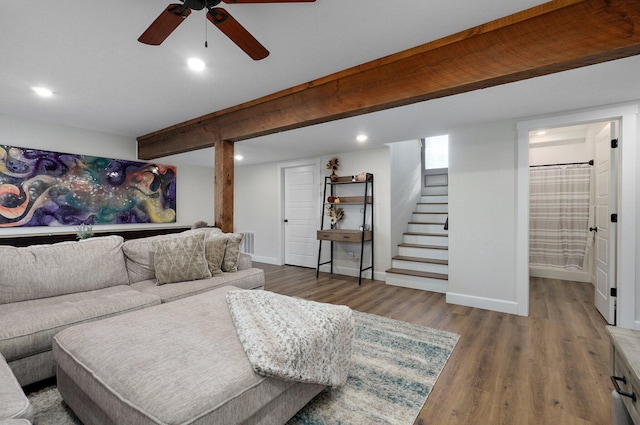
[529,267,591,283]
[248,254,281,265]
[446,292,519,315]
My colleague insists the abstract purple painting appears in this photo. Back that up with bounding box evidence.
[0,145,177,227]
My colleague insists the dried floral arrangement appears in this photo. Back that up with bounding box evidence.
[326,157,339,171]
[326,205,345,225]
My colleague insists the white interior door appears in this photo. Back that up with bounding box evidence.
[594,121,617,324]
[284,165,318,268]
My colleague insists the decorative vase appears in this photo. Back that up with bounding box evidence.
[330,171,338,182]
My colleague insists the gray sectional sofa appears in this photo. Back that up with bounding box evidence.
[0,227,265,423]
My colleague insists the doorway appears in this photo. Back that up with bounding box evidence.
[527,121,618,324]
[516,103,637,327]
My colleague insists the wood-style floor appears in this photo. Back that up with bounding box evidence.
[259,263,613,425]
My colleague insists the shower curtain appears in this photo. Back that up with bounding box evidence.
[529,163,591,270]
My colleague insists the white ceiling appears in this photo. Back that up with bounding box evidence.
[2,1,640,168]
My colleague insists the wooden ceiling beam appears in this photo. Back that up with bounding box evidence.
[137,0,640,159]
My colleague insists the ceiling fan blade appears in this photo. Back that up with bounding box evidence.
[207,8,269,60]
[138,4,191,45]
[222,0,315,2]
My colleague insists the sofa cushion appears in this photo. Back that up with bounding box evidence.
[0,286,161,363]
[153,233,211,285]
[131,268,265,303]
[0,353,32,421]
[0,236,128,304]
[237,252,253,271]
[123,228,221,284]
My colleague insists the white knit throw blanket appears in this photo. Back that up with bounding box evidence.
[226,290,353,387]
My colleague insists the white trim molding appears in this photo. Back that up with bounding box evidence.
[446,292,519,315]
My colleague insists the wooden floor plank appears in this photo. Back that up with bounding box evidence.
[259,264,612,425]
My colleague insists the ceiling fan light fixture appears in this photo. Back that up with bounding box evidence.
[187,57,206,71]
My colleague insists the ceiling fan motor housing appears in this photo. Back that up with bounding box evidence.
[183,0,222,10]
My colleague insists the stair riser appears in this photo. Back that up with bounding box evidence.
[407,223,449,235]
[403,234,448,246]
[412,213,447,223]
[421,195,448,203]
[385,273,448,293]
[407,223,448,234]
[422,186,448,196]
[398,246,448,260]
[416,203,448,213]
[391,260,449,274]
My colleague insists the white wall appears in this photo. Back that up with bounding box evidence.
[447,120,519,314]
[234,161,281,263]
[529,138,590,165]
[389,139,422,253]
[235,148,391,280]
[0,114,214,235]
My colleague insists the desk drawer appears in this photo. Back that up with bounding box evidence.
[317,230,371,242]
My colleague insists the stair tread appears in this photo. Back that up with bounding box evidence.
[385,268,448,280]
[408,221,447,225]
[413,211,447,214]
[399,243,448,250]
[417,202,448,205]
[404,232,448,237]
[393,256,448,265]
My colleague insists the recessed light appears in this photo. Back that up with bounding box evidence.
[187,58,205,72]
[356,134,368,142]
[234,154,244,161]
[32,86,53,97]
[536,131,546,136]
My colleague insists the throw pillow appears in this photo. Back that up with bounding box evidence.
[152,233,212,285]
[204,236,226,276]
[221,232,244,272]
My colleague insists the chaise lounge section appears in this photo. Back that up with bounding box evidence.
[53,286,327,425]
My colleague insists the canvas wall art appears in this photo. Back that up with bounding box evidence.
[0,145,177,227]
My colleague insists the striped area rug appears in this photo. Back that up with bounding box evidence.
[29,312,458,425]
[288,311,459,424]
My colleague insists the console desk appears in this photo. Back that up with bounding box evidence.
[607,326,640,425]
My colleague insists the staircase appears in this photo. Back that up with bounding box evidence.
[385,183,448,293]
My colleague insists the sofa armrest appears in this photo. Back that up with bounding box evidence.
[237,253,253,270]
[0,353,33,422]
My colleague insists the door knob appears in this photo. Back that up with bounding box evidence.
[589,227,597,232]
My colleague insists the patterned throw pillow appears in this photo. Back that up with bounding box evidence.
[204,237,226,276]
[205,233,244,273]
[221,233,244,272]
[152,233,212,285]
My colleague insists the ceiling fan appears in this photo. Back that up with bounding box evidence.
[138,0,316,61]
